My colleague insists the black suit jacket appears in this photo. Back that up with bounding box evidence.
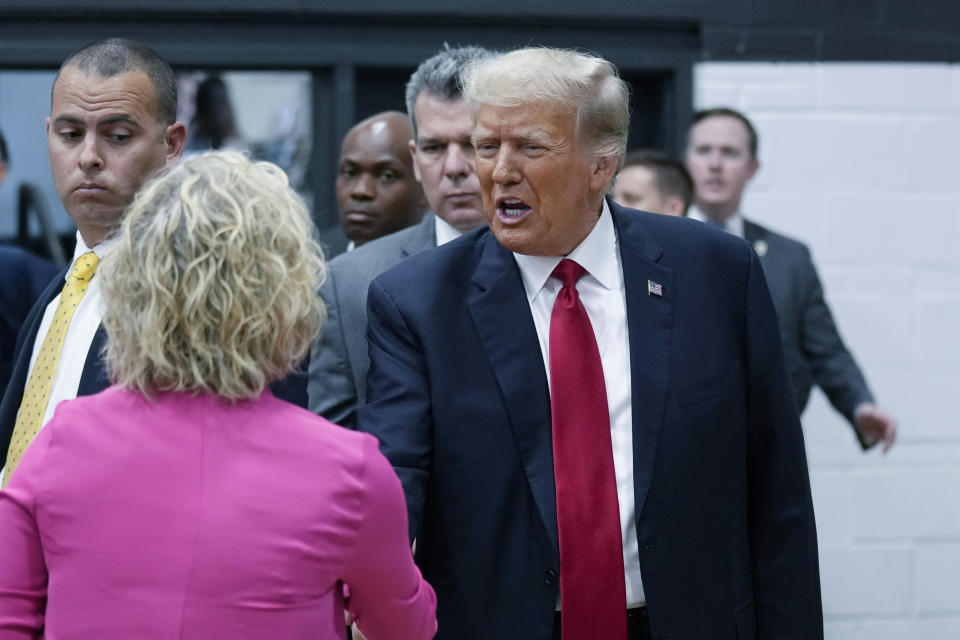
[0,269,309,465]
[359,201,822,640]
[0,268,109,465]
[744,219,873,447]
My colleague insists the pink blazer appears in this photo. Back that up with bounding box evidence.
[0,386,436,640]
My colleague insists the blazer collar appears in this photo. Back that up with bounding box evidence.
[467,232,559,554]
[609,200,674,521]
[467,203,676,550]
[400,213,437,258]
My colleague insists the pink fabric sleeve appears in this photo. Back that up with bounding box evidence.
[0,425,53,639]
[342,435,437,640]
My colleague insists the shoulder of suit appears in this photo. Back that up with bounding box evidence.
[0,245,57,276]
[372,224,492,288]
[616,203,751,264]
[327,216,434,276]
[743,218,811,258]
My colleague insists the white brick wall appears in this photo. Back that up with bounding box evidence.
[695,62,960,636]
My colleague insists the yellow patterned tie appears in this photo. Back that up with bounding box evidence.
[2,251,99,487]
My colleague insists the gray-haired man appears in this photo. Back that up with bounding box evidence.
[308,44,494,426]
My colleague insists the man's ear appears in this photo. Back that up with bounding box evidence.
[664,196,686,217]
[590,155,618,193]
[409,138,423,183]
[164,121,188,166]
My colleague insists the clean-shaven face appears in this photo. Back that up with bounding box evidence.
[47,66,182,246]
[336,116,424,243]
[613,165,672,214]
[410,94,484,233]
[472,102,612,256]
[684,115,758,217]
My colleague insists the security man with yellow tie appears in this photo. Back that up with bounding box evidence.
[0,38,186,486]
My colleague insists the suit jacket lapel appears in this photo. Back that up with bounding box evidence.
[78,325,110,396]
[1,267,112,455]
[0,268,67,461]
[467,233,558,553]
[611,203,675,521]
[400,213,437,258]
[742,218,771,272]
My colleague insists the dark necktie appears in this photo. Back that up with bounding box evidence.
[549,258,627,640]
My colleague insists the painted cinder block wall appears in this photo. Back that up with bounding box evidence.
[695,62,960,638]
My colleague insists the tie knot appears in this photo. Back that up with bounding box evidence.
[551,258,586,289]
[69,251,99,283]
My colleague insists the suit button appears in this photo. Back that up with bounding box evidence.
[544,569,558,585]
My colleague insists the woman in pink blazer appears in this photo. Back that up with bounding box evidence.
[0,152,436,640]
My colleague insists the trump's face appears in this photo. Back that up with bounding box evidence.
[472,102,614,256]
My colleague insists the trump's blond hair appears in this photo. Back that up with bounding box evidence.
[459,47,630,169]
[100,151,326,400]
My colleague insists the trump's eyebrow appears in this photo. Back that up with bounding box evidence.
[513,128,555,144]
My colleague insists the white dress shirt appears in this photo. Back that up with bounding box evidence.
[688,205,745,239]
[433,214,462,247]
[512,199,645,608]
[0,233,117,483]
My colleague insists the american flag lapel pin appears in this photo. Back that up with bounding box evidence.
[647,280,663,297]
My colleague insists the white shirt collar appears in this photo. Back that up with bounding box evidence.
[513,198,619,303]
[434,214,462,246]
[688,205,745,239]
[67,231,120,280]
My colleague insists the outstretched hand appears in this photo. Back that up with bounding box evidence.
[855,404,897,453]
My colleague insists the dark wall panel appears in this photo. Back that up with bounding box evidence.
[4,0,955,227]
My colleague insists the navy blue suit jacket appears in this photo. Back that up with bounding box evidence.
[0,267,110,465]
[0,246,59,396]
[358,201,822,640]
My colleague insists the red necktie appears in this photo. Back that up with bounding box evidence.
[549,259,627,640]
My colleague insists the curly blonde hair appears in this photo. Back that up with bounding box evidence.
[100,151,326,400]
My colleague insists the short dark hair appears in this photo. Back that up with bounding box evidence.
[621,149,694,213]
[691,107,758,158]
[55,38,178,126]
[0,129,8,166]
[405,44,494,139]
